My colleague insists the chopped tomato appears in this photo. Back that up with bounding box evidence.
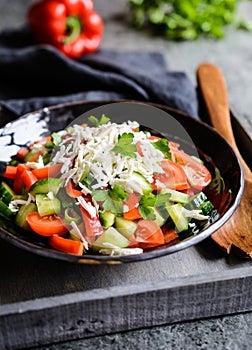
[134,219,165,249]
[178,151,212,190]
[21,169,37,190]
[26,212,68,236]
[123,192,142,220]
[152,159,189,191]
[32,164,62,179]
[66,180,83,198]
[4,165,17,179]
[16,147,29,160]
[80,207,103,246]
[162,226,179,244]
[13,163,28,194]
[49,235,84,255]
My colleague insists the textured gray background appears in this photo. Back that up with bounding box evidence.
[1,1,252,349]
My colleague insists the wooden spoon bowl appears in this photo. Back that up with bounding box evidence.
[197,63,252,257]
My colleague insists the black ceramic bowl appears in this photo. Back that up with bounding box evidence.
[0,100,244,264]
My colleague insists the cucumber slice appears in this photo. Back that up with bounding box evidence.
[30,178,62,195]
[200,200,214,215]
[15,203,37,229]
[36,194,61,216]
[166,203,188,232]
[151,207,166,227]
[64,207,81,224]
[0,181,15,204]
[0,198,13,218]
[186,192,207,210]
[91,227,130,252]
[120,171,152,195]
[99,211,115,228]
[115,216,138,238]
[160,188,190,204]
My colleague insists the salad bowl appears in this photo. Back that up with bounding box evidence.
[0,100,244,264]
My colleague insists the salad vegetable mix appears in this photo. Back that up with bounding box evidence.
[0,116,218,257]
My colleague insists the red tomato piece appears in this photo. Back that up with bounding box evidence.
[134,219,165,249]
[26,212,68,236]
[4,165,17,179]
[16,147,29,160]
[21,169,38,190]
[66,180,83,198]
[153,159,189,191]
[178,151,212,190]
[13,163,28,194]
[49,235,84,255]
[80,206,103,246]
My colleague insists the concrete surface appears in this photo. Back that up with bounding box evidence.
[1,1,252,349]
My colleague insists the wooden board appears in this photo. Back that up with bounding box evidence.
[0,105,252,350]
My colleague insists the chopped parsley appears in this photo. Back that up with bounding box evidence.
[88,114,110,127]
[151,138,171,160]
[111,133,137,159]
[138,192,171,219]
[92,185,128,214]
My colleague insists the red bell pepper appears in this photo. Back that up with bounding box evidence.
[28,0,104,59]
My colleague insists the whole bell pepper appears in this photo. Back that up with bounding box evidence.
[28,0,104,59]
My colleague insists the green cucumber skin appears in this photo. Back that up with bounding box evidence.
[30,178,62,195]
[91,227,130,252]
[0,198,13,218]
[0,181,15,204]
[15,203,37,229]
[100,211,115,228]
[36,194,61,217]
[114,216,138,238]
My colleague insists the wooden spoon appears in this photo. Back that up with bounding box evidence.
[197,62,252,257]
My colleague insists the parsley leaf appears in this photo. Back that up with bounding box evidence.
[88,114,110,127]
[151,138,171,160]
[111,133,137,159]
[92,185,128,214]
[138,193,171,219]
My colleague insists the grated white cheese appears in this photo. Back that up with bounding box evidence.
[99,242,143,256]
[76,196,97,218]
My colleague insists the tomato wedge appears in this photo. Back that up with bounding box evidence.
[123,192,142,220]
[153,159,189,191]
[4,165,17,179]
[134,219,165,249]
[49,235,84,255]
[26,212,68,236]
[66,180,83,198]
[177,151,212,190]
[80,207,103,246]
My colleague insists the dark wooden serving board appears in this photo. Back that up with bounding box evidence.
[0,105,252,350]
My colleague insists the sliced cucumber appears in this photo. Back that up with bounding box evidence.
[64,207,81,224]
[166,203,188,232]
[91,227,130,252]
[0,181,15,204]
[0,198,13,218]
[151,207,166,227]
[15,203,37,229]
[120,171,152,195]
[36,194,61,216]
[200,200,214,215]
[160,188,190,204]
[99,211,115,229]
[186,191,207,210]
[115,216,138,238]
[30,178,62,195]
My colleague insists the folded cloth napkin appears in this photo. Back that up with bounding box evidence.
[0,27,199,118]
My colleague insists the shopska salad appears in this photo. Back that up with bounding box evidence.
[0,115,216,257]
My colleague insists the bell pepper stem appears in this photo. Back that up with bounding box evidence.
[64,16,82,44]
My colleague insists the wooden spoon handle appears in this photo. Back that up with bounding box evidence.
[197,62,251,179]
